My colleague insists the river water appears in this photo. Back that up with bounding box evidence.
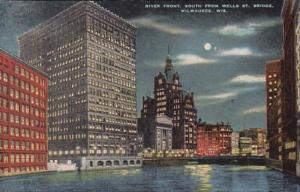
[1,165,300,192]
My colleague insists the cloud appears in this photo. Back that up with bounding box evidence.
[213,18,281,37]
[195,87,261,107]
[176,54,216,65]
[196,92,237,100]
[218,48,258,57]
[230,75,265,83]
[242,105,266,114]
[218,25,255,36]
[129,16,192,35]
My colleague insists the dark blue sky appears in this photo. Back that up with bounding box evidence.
[0,0,283,131]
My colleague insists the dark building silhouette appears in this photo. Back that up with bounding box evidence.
[281,0,298,175]
[266,0,299,175]
[140,52,197,151]
[266,59,283,163]
[0,49,48,176]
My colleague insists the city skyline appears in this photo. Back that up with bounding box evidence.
[0,0,283,130]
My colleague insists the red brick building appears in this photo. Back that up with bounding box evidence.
[266,59,282,162]
[0,49,48,176]
[196,122,232,157]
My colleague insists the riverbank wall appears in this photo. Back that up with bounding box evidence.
[266,159,283,172]
[143,158,188,166]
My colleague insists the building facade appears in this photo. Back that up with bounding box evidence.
[18,1,140,164]
[196,122,232,157]
[140,54,197,151]
[266,59,282,161]
[281,0,299,174]
[239,137,252,156]
[240,128,266,156]
[138,114,172,151]
[294,0,300,177]
[231,132,240,156]
[0,49,48,176]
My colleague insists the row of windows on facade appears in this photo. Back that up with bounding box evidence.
[86,4,135,35]
[0,166,46,174]
[89,91,136,111]
[88,40,134,60]
[48,91,86,110]
[49,122,135,132]
[88,50,135,74]
[48,87,86,103]
[87,21,135,52]
[0,112,46,127]
[46,56,85,79]
[48,46,84,64]
[49,106,86,118]
[87,37,135,65]
[13,65,46,85]
[0,140,46,151]
[0,153,46,164]
[0,98,46,118]
[49,116,85,125]
[46,35,84,57]
[48,147,126,156]
[89,69,135,88]
[0,72,46,98]
[267,73,278,79]
[0,126,46,139]
[49,64,84,79]
[87,12,134,42]
[88,105,136,118]
[0,85,46,109]
[88,80,136,102]
[88,60,135,81]
[89,85,135,103]
[50,80,85,92]
[88,114,137,127]
[89,93,136,108]
[50,74,87,88]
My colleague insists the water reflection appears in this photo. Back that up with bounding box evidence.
[1,165,300,192]
[184,165,213,192]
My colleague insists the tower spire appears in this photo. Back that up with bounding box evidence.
[165,45,173,81]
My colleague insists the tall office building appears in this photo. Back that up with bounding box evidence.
[292,0,300,177]
[140,53,198,151]
[265,59,282,163]
[0,49,48,176]
[281,0,299,174]
[18,1,140,167]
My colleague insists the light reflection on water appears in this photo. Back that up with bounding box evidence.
[1,165,300,192]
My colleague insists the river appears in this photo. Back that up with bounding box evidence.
[1,165,300,192]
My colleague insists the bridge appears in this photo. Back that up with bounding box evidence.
[143,156,266,166]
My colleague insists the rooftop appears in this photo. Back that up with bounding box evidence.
[19,1,136,38]
[0,48,48,77]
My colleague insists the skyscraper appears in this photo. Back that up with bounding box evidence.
[0,49,48,176]
[18,1,140,168]
[281,0,298,175]
[265,59,282,164]
[140,52,197,151]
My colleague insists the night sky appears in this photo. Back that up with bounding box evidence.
[0,0,283,131]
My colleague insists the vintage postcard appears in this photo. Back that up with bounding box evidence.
[0,0,299,191]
